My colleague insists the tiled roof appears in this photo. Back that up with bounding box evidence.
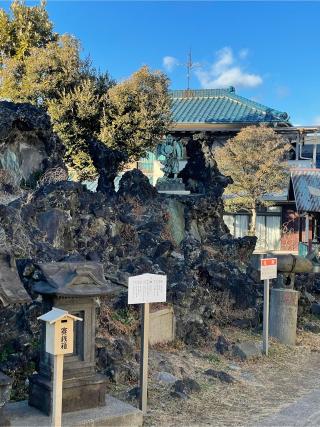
[0,254,31,306]
[170,87,290,125]
[291,169,320,212]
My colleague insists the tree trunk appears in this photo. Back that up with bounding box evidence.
[250,206,257,235]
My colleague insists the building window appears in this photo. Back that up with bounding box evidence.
[224,210,282,250]
[267,206,281,213]
[223,214,249,238]
[256,215,281,250]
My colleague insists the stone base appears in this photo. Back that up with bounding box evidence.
[7,395,143,427]
[0,407,10,427]
[0,372,12,426]
[156,177,189,194]
[158,190,190,195]
[29,373,107,415]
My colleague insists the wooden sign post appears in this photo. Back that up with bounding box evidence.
[128,273,167,414]
[260,258,277,356]
[140,302,149,414]
[38,308,82,427]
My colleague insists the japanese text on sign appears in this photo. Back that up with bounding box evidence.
[128,273,167,304]
[260,258,277,280]
[60,327,68,350]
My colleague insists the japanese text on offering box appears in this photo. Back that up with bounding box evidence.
[60,327,68,350]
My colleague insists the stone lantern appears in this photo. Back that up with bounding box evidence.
[28,262,115,415]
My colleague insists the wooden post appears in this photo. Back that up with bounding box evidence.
[139,303,150,414]
[263,279,270,356]
[52,354,64,427]
[128,273,167,415]
[298,214,302,244]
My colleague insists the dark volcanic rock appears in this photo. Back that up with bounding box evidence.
[96,339,138,384]
[127,386,140,400]
[0,101,259,398]
[0,165,257,341]
[232,342,262,361]
[0,101,64,188]
[179,134,232,196]
[311,303,320,315]
[204,369,235,383]
[216,335,233,355]
[303,322,320,333]
[118,169,158,201]
[89,140,128,196]
[172,378,201,396]
[170,390,189,400]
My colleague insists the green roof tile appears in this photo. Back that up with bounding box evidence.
[169,87,290,124]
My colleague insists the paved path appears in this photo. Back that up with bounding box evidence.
[257,388,320,426]
[7,395,143,427]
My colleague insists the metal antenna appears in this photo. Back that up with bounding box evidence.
[184,49,200,96]
[186,49,192,91]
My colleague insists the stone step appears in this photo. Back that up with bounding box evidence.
[6,395,143,427]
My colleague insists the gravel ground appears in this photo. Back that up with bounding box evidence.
[110,325,320,426]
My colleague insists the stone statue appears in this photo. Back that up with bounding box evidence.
[156,135,189,194]
[157,134,181,178]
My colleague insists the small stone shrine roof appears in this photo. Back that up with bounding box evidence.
[38,307,82,324]
[0,253,32,306]
[33,262,116,296]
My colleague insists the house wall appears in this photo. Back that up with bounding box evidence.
[279,205,316,252]
[280,204,300,251]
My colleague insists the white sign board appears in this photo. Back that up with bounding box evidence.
[128,273,167,304]
[260,258,277,281]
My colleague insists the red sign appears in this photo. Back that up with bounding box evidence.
[260,258,277,280]
[261,258,277,267]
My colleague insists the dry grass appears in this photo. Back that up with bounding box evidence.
[97,305,139,340]
[109,325,320,427]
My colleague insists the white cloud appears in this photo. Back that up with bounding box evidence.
[213,47,233,74]
[194,47,262,89]
[239,48,249,59]
[163,56,179,72]
[314,116,320,125]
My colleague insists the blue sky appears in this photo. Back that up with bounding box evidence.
[3,1,320,125]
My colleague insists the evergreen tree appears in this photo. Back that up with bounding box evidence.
[100,66,172,161]
[0,0,56,64]
[0,34,82,104]
[48,76,114,181]
[0,1,172,185]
